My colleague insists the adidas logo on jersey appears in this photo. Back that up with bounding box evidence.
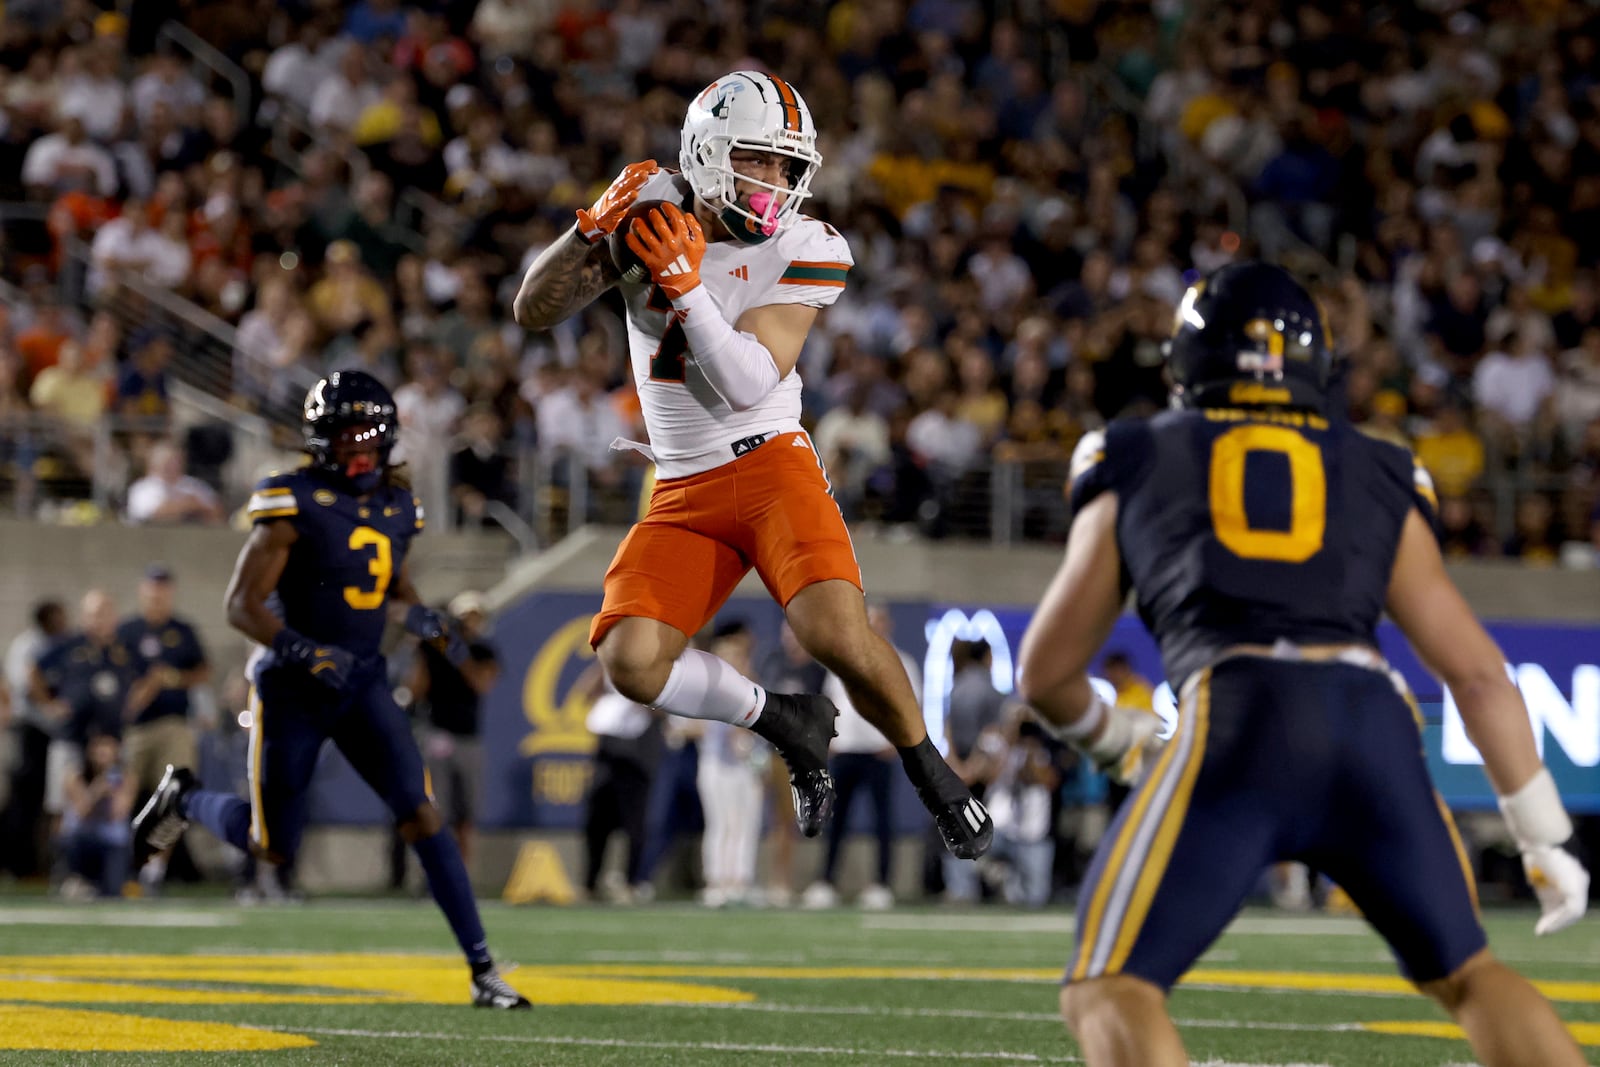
[728,265,750,281]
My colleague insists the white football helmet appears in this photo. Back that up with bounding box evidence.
[680,70,822,244]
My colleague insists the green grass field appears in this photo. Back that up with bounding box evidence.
[0,898,1596,1065]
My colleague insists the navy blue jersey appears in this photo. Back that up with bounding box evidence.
[37,634,144,743]
[1070,406,1438,689]
[245,468,424,658]
[117,616,205,725]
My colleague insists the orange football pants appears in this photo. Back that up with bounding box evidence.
[589,431,862,647]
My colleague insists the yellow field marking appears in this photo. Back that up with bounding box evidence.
[0,978,386,1005]
[0,954,753,1006]
[1364,1020,1600,1047]
[1186,969,1600,1005]
[0,1005,315,1051]
[7,957,1600,1005]
[0,954,755,1049]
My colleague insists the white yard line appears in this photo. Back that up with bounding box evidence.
[265,1012,1439,1065]
[654,1000,1383,1033]
[0,909,239,928]
[858,915,1370,937]
[262,1026,1083,1062]
[580,950,812,964]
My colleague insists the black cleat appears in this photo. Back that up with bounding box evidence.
[471,967,532,1009]
[752,692,838,837]
[898,738,994,859]
[788,768,835,839]
[921,758,992,857]
[923,787,994,860]
[131,765,197,869]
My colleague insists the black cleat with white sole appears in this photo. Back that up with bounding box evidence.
[751,692,838,837]
[131,764,198,869]
[923,787,994,860]
[898,737,994,860]
[471,967,531,1009]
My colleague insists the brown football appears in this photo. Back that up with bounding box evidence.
[608,199,674,285]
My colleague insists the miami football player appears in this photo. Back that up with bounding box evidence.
[514,71,992,860]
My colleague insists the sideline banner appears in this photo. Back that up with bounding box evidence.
[920,606,1600,814]
[307,594,1600,826]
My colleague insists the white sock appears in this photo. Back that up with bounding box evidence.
[652,649,766,727]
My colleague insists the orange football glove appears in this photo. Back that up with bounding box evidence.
[625,203,706,299]
[574,159,657,244]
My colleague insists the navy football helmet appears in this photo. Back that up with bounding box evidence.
[1165,261,1336,413]
[302,371,398,493]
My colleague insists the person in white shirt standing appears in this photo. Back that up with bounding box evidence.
[579,662,660,904]
[125,441,224,525]
[693,621,767,907]
[87,199,164,299]
[393,345,465,531]
[802,604,918,910]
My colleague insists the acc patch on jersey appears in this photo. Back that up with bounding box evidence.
[314,489,337,507]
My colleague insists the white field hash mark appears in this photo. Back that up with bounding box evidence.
[859,914,1370,937]
[660,1001,1382,1035]
[260,1027,1083,1063]
[0,909,240,927]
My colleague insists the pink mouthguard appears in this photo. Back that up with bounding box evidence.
[748,192,779,235]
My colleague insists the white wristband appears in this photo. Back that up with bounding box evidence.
[1498,767,1573,849]
[671,285,782,411]
[1045,691,1108,742]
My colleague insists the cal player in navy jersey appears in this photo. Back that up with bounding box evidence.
[131,371,529,1010]
[1016,263,1588,1066]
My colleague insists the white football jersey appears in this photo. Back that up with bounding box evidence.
[619,171,852,478]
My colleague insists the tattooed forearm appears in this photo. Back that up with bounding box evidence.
[513,228,621,330]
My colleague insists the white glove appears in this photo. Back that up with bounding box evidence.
[1091,706,1166,784]
[1033,693,1167,785]
[1522,844,1589,936]
[1499,768,1589,936]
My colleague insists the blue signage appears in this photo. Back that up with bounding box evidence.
[921,606,1600,814]
[295,594,1600,827]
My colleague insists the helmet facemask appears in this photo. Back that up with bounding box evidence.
[681,72,822,245]
[330,423,389,495]
[302,372,398,495]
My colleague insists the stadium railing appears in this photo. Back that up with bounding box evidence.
[157,21,253,136]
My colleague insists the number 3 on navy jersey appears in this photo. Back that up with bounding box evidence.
[1207,425,1326,562]
[344,527,393,609]
[647,284,687,383]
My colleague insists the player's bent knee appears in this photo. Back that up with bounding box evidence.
[786,606,869,673]
[1060,975,1164,1031]
[596,623,677,704]
[398,803,444,843]
[1419,947,1496,1015]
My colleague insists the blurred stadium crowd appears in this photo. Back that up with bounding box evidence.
[0,0,1596,554]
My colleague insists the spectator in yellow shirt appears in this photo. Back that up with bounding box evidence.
[1101,651,1153,713]
[29,340,106,426]
[307,240,394,340]
[1414,401,1486,498]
